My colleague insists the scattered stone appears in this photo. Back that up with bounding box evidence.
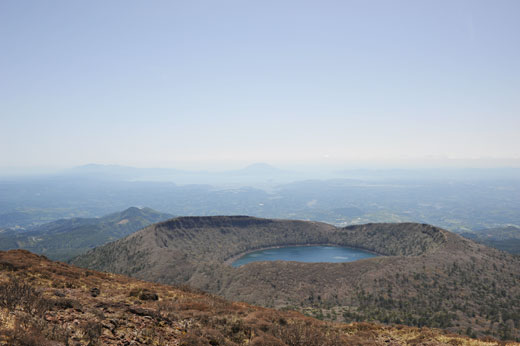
[91,287,100,297]
[139,290,158,301]
[54,290,65,297]
[128,307,153,317]
[129,288,159,301]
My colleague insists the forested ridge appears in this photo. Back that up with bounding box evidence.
[72,217,520,340]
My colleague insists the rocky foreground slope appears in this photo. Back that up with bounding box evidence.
[1,249,508,345]
[72,217,520,340]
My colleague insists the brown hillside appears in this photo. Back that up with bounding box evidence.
[0,249,507,346]
[72,217,520,341]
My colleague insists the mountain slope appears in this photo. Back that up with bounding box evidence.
[0,249,507,345]
[461,226,520,254]
[72,217,520,340]
[0,207,173,261]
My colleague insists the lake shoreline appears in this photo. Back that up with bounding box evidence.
[224,243,380,266]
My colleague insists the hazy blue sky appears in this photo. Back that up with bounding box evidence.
[1,1,519,170]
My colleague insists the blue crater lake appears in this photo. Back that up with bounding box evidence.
[231,245,377,267]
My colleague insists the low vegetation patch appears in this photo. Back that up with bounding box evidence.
[0,249,507,345]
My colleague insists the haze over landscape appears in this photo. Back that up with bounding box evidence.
[1,1,520,345]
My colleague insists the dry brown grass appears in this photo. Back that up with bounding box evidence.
[0,249,516,346]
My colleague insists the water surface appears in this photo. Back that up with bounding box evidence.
[231,245,377,267]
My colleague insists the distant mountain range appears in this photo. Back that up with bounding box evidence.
[0,207,173,261]
[461,225,520,254]
[72,217,520,340]
[64,162,303,186]
[1,167,519,233]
